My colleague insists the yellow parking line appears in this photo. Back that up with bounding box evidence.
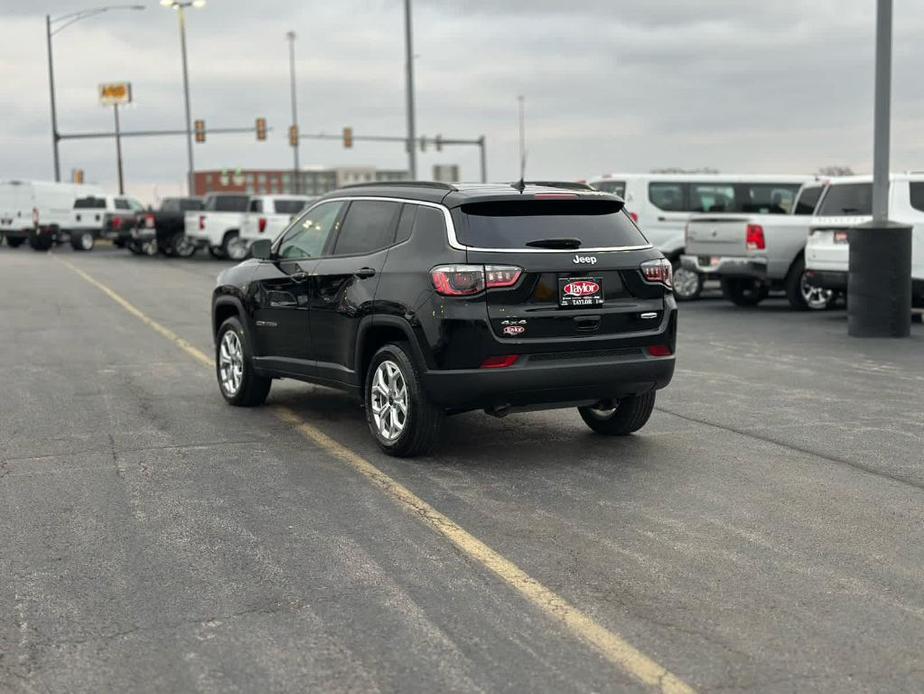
[59,256,696,694]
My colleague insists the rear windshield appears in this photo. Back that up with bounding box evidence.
[274,199,309,215]
[817,183,872,216]
[205,195,249,212]
[793,185,823,215]
[453,200,648,249]
[74,197,106,209]
[161,198,203,212]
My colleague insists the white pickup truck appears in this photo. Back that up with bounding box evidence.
[680,180,832,309]
[237,194,314,257]
[804,174,924,308]
[184,193,250,259]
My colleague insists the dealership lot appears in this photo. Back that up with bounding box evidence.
[1,246,923,692]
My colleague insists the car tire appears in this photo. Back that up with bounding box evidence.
[784,256,834,311]
[365,343,443,457]
[721,277,767,306]
[578,391,656,436]
[29,233,52,252]
[70,231,95,252]
[171,234,197,258]
[216,317,271,407]
[222,231,248,261]
[6,237,24,248]
[140,238,158,256]
[672,263,703,301]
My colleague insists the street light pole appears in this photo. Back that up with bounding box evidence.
[287,31,300,194]
[113,104,124,194]
[176,5,195,195]
[403,0,417,180]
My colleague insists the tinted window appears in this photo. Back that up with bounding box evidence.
[413,206,446,238]
[277,201,345,260]
[910,182,924,213]
[454,200,647,249]
[395,204,418,245]
[249,199,263,213]
[648,183,686,211]
[591,180,626,197]
[818,183,873,216]
[74,197,106,209]
[794,185,823,215]
[205,195,249,212]
[114,199,130,210]
[690,184,735,213]
[739,184,799,214]
[162,198,203,212]
[180,198,203,211]
[331,200,401,256]
[274,199,309,215]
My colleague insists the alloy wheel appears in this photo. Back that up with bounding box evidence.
[370,360,409,441]
[218,330,244,396]
[800,272,833,310]
[226,238,248,261]
[672,267,701,299]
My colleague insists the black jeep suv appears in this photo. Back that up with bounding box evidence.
[211,182,676,457]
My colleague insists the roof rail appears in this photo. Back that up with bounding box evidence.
[341,181,457,191]
[518,181,596,191]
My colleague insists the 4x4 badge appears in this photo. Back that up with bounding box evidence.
[572,254,598,264]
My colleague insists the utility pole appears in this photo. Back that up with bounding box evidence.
[517,95,526,181]
[113,103,124,194]
[287,31,300,194]
[176,5,195,195]
[848,0,911,337]
[45,15,61,182]
[403,0,417,179]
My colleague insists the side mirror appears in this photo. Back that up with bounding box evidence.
[251,239,272,260]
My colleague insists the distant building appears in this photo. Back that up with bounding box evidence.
[193,166,409,197]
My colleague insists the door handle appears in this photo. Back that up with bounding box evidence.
[354,267,376,279]
[290,271,308,282]
[657,216,667,222]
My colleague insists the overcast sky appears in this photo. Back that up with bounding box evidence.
[2,1,923,201]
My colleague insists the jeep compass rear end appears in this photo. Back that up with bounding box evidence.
[212,182,676,457]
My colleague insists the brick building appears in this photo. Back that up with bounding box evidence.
[193,166,409,197]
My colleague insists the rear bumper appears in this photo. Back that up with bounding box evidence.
[804,269,848,291]
[422,351,675,412]
[680,254,767,279]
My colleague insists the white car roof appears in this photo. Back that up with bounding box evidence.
[590,173,814,183]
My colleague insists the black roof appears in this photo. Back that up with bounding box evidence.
[326,181,619,207]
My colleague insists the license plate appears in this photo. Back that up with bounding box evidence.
[834,230,849,243]
[559,277,604,307]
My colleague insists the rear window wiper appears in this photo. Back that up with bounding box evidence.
[525,237,582,249]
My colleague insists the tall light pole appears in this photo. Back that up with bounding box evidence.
[161,0,205,196]
[287,31,300,194]
[45,5,145,182]
[403,0,417,180]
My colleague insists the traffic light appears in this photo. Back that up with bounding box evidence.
[256,117,267,141]
[343,127,353,148]
[72,168,85,184]
[194,119,206,143]
[288,124,299,147]
[435,134,443,152]
[420,136,427,153]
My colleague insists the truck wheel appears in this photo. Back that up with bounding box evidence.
[672,264,703,301]
[365,343,443,457]
[578,391,656,435]
[140,238,158,256]
[29,234,52,252]
[222,231,248,261]
[70,231,95,252]
[216,317,271,406]
[721,277,767,307]
[6,237,24,248]
[785,256,834,310]
[171,234,197,258]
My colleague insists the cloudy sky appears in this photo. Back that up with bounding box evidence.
[2,1,923,201]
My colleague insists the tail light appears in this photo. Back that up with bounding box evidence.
[629,211,639,223]
[646,345,673,357]
[145,214,155,228]
[640,258,673,289]
[32,207,39,226]
[746,224,765,251]
[198,215,206,231]
[258,217,267,233]
[480,355,520,369]
[430,264,522,296]
[112,216,123,230]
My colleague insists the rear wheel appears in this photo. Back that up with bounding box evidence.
[672,263,703,301]
[6,237,24,248]
[721,277,768,307]
[578,391,656,435]
[365,343,443,457]
[216,317,271,406]
[785,256,834,310]
[70,231,94,252]
[140,238,158,256]
[29,233,53,252]
[224,232,249,261]
[171,233,197,258]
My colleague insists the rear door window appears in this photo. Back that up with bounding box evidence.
[249,199,263,213]
[909,182,924,213]
[330,200,401,256]
[591,180,626,197]
[690,184,736,213]
[648,183,686,211]
[453,199,647,249]
[817,183,873,216]
[794,185,823,215]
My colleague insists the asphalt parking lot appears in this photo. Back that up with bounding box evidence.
[1,245,923,693]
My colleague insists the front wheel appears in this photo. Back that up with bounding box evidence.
[224,233,249,261]
[365,343,443,457]
[216,317,271,406]
[721,277,768,307]
[578,391,656,435]
[785,256,834,310]
[140,238,158,256]
[70,231,95,252]
[672,264,704,301]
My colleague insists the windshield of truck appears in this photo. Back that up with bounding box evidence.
[74,197,106,209]
[817,183,873,216]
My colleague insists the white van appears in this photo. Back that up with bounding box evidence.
[0,180,103,250]
[804,174,924,306]
[588,173,812,297]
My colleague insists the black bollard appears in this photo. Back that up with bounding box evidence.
[847,221,912,337]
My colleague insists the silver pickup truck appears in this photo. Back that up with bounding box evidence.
[680,181,834,309]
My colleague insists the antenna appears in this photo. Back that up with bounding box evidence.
[516,95,526,193]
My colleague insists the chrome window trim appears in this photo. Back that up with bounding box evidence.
[272,195,653,255]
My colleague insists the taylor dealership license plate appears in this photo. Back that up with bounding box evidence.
[559,277,604,307]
